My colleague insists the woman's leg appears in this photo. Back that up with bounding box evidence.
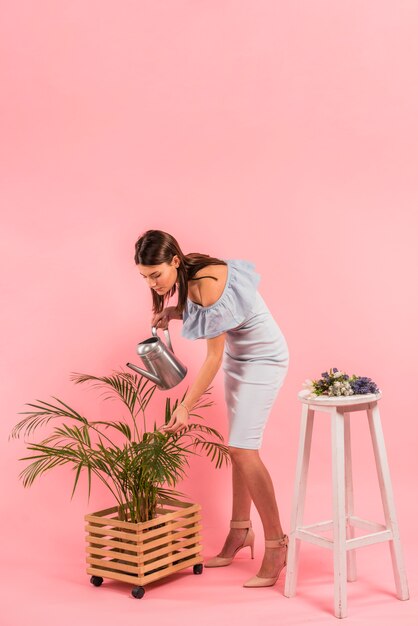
[215,458,253,557]
[228,446,286,578]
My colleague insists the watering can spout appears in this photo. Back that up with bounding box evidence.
[126,362,161,386]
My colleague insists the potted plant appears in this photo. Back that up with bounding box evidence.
[9,369,229,598]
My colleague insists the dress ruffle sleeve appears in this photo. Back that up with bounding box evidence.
[181,259,261,340]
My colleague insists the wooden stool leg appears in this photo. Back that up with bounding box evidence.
[367,404,409,601]
[344,413,357,582]
[332,408,348,618]
[284,404,314,598]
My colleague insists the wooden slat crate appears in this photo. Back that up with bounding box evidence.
[85,497,203,586]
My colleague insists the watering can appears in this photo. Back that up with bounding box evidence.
[126,326,187,390]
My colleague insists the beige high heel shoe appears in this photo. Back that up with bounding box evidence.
[204,520,255,567]
[243,534,288,587]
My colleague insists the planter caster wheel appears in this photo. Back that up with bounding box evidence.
[132,586,145,599]
[193,564,203,575]
[90,576,103,587]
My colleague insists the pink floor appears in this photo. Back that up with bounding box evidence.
[3,530,416,626]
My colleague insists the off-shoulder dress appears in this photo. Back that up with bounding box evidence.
[181,259,289,450]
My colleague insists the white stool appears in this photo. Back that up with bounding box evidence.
[284,390,409,619]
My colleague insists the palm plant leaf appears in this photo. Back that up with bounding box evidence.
[70,371,156,416]
[11,368,229,522]
[90,420,132,441]
[174,421,226,442]
[9,397,88,441]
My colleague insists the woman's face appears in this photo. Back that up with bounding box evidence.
[138,256,180,295]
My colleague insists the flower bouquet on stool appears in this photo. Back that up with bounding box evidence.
[301,367,381,400]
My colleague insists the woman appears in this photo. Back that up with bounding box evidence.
[134,229,290,588]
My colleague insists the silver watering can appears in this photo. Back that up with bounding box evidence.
[126,326,187,390]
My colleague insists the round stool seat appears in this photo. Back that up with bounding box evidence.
[298,389,382,406]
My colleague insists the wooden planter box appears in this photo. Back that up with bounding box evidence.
[85,497,203,597]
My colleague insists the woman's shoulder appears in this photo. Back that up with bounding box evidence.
[181,259,261,340]
[188,263,228,307]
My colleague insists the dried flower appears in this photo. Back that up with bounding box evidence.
[307,367,380,397]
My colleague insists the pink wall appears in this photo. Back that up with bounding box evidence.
[1,1,417,618]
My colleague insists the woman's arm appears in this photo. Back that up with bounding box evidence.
[160,278,226,432]
[182,333,226,409]
[151,306,182,329]
[159,332,226,433]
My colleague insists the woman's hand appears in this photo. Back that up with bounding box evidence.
[151,306,180,330]
[159,403,190,434]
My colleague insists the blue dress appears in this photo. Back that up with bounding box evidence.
[181,259,290,449]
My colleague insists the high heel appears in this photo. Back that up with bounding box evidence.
[243,534,288,587]
[204,520,255,568]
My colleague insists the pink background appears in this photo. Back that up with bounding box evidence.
[1,1,417,623]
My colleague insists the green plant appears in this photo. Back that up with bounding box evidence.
[9,369,230,523]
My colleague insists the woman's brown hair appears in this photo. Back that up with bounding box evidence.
[134,230,227,315]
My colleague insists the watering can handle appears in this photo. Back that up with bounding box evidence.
[151,325,174,353]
